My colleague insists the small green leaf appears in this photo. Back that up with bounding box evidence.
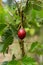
[0,28,14,53]
[0,24,7,35]
[2,56,38,65]
[7,60,21,65]
[10,24,17,36]
[0,6,6,24]
[33,4,42,11]
[24,1,32,15]
[36,49,43,55]
[29,41,39,52]
[22,56,38,65]
[36,43,43,55]
[0,43,4,52]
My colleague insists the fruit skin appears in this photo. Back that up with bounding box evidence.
[18,28,26,39]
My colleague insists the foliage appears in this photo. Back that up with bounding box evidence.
[0,0,43,65]
[0,24,7,35]
[2,56,38,65]
[29,41,43,55]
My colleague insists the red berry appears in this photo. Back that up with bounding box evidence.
[18,28,26,39]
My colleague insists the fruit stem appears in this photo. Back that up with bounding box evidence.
[19,40,25,57]
[20,10,24,28]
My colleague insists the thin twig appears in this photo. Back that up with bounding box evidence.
[19,40,25,57]
[26,0,29,8]
[14,0,20,16]
[7,10,13,17]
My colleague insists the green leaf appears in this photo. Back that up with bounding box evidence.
[24,1,32,15]
[36,43,43,55]
[2,35,13,53]
[2,28,13,41]
[0,36,13,53]
[0,43,4,52]
[29,41,43,55]
[36,49,43,55]
[10,24,17,36]
[33,4,42,11]
[2,56,38,65]
[29,41,39,52]
[7,60,21,65]
[7,56,38,65]
[0,28,14,53]
[31,9,36,20]
[22,56,38,65]
[38,10,43,18]
[0,24,7,35]
[0,6,6,24]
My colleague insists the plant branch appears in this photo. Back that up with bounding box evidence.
[14,0,20,16]
[8,11,13,17]
[20,10,24,28]
[19,40,25,57]
[14,0,25,57]
[26,0,29,8]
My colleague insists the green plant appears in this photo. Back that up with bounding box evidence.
[0,0,43,65]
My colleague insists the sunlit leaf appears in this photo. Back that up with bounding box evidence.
[7,60,21,65]
[22,56,38,65]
